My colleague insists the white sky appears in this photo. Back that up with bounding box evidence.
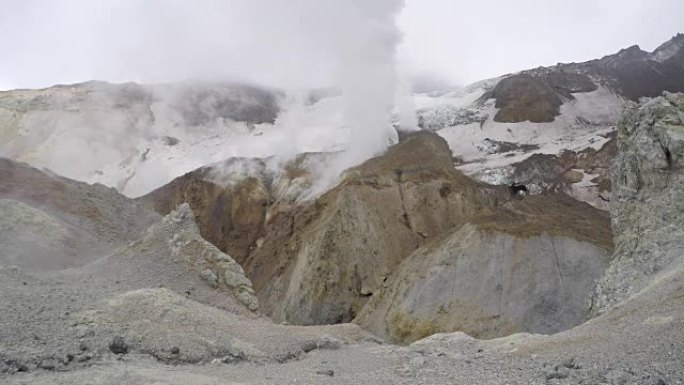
[0,0,682,90]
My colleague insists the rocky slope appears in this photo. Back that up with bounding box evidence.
[144,130,613,338]
[1,37,683,385]
[0,162,377,373]
[138,153,339,264]
[592,92,684,314]
[144,132,493,324]
[245,132,499,325]
[0,158,158,270]
[2,95,683,385]
[355,208,611,343]
[138,158,273,263]
[418,33,684,209]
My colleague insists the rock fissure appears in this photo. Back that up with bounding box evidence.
[549,237,566,289]
[394,170,414,232]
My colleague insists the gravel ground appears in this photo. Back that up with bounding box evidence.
[1,255,682,384]
[0,151,682,384]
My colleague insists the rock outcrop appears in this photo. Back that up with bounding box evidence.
[592,92,684,314]
[139,154,329,265]
[355,194,612,343]
[143,131,613,335]
[244,132,502,325]
[139,159,272,264]
[135,203,259,311]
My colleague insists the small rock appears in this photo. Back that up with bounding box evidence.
[6,359,29,372]
[170,346,180,355]
[63,353,75,364]
[545,367,570,380]
[109,335,128,355]
[235,289,259,311]
[78,341,89,351]
[200,269,219,288]
[221,352,246,364]
[38,358,58,370]
[656,377,672,385]
[76,352,94,362]
[301,340,318,353]
[316,334,343,350]
[316,369,334,377]
[223,269,252,290]
[562,357,581,369]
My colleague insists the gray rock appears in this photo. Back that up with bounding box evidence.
[199,269,218,288]
[5,359,29,373]
[108,336,128,355]
[220,352,246,364]
[593,92,684,314]
[316,334,343,350]
[162,204,258,311]
[78,341,89,352]
[545,367,570,380]
[356,223,611,343]
[38,358,58,370]
[76,352,94,362]
[562,357,581,369]
[316,369,335,377]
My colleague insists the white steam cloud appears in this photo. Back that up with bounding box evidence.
[0,0,414,199]
[270,0,409,195]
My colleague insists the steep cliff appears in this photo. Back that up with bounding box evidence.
[245,132,503,325]
[355,195,612,343]
[592,92,684,314]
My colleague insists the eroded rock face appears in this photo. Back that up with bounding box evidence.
[237,132,614,333]
[139,154,329,265]
[139,159,271,264]
[355,195,612,343]
[141,203,259,311]
[244,132,508,325]
[143,131,614,335]
[592,92,684,314]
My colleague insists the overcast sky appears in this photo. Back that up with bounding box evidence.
[0,0,682,91]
